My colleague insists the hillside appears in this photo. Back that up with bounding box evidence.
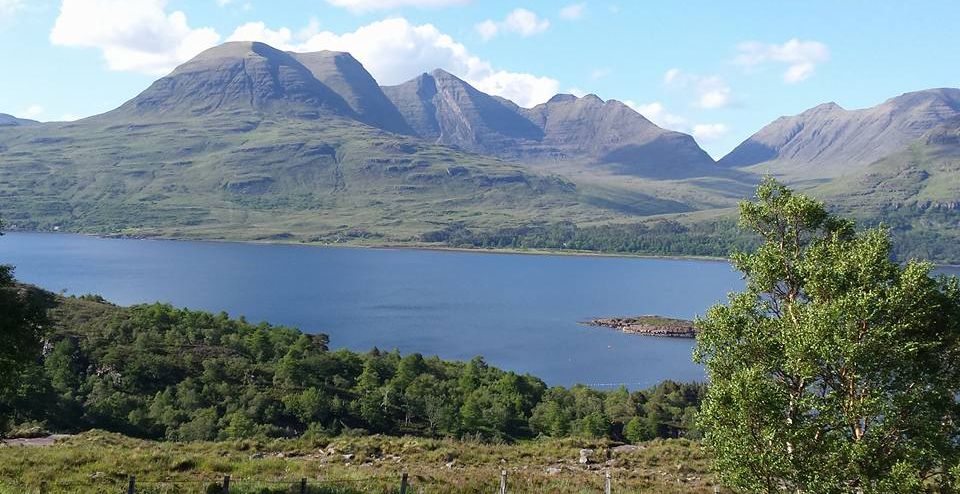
[0,41,727,243]
[719,88,960,178]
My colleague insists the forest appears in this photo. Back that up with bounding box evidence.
[0,292,703,444]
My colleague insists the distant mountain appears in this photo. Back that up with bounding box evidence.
[0,114,37,126]
[0,42,637,243]
[383,72,715,177]
[719,88,960,176]
[382,69,544,153]
[518,94,716,178]
[292,50,413,135]
[108,41,356,119]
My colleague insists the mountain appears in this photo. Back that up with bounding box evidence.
[108,41,356,119]
[382,69,544,153]
[517,94,716,178]
[383,72,717,178]
[291,50,413,135]
[719,88,960,177]
[0,114,36,126]
[0,43,635,243]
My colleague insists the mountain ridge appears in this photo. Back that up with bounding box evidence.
[719,88,960,176]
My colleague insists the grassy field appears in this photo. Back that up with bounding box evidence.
[0,431,721,493]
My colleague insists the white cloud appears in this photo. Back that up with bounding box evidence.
[59,113,81,122]
[230,18,559,108]
[567,87,587,97]
[326,0,469,13]
[0,0,23,23]
[734,38,829,83]
[663,69,733,109]
[472,71,559,108]
[474,19,499,41]
[475,8,549,40]
[23,104,44,119]
[559,3,585,20]
[215,0,232,6]
[663,68,681,84]
[50,0,221,75]
[623,100,686,129]
[691,123,729,141]
[504,8,550,36]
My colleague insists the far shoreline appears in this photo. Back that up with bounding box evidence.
[5,229,733,263]
[8,229,960,268]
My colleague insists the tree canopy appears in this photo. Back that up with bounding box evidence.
[694,178,960,493]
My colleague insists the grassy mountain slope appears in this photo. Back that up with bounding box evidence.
[0,114,622,242]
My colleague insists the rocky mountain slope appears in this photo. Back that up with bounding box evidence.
[719,88,960,177]
[383,72,715,177]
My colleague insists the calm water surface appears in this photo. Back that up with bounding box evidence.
[0,233,749,387]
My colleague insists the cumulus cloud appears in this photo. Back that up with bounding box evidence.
[228,18,559,107]
[663,69,733,109]
[559,3,585,20]
[327,0,470,13]
[50,0,221,75]
[735,38,830,83]
[691,123,729,141]
[22,104,44,119]
[475,8,549,41]
[623,101,686,129]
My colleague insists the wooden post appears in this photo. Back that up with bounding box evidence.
[299,477,307,494]
[222,475,230,494]
[499,469,507,494]
[605,471,611,494]
[127,476,136,494]
[399,472,409,494]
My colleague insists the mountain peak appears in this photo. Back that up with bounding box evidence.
[112,40,355,119]
[292,50,412,134]
[0,113,37,126]
[546,94,578,104]
[719,86,960,173]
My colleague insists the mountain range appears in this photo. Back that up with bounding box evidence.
[1,41,958,261]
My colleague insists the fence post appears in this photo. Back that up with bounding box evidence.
[400,472,409,494]
[299,477,307,494]
[605,471,611,494]
[713,486,720,494]
[127,476,136,494]
[39,481,47,494]
[222,475,230,494]
[499,469,507,494]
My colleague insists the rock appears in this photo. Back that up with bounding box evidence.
[611,444,642,454]
[545,466,562,475]
[445,460,457,469]
[275,452,285,458]
[342,453,354,461]
[249,452,264,459]
[579,448,594,464]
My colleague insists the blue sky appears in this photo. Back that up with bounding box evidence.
[1,0,958,157]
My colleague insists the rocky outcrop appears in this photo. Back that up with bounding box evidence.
[585,315,696,338]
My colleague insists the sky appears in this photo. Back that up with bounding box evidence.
[0,0,958,158]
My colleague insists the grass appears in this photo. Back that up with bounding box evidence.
[0,431,722,493]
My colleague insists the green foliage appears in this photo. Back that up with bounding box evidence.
[694,178,960,493]
[421,218,759,258]
[2,293,702,445]
[0,220,53,435]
